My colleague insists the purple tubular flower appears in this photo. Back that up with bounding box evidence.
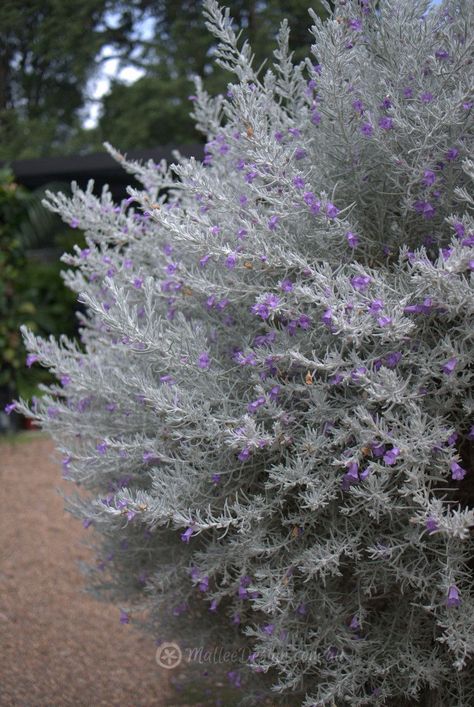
[422,170,436,186]
[294,147,307,160]
[96,441,108,455]
[132,277,143,289]
[4,402,16,414]
[209,599,218,612]
[384,351,402,369]
[377,316,392,327]
[119,609,130,624]
[421,92,434,103]
[361,121,374,136]
[238,447,251,462]
[326,202,339,219]
[279,279,293,292]
[268,385,280,400]
[446,585,461,607]
[225,253,237,269]
[383,447,400,465]
[268,215,279,230]
[378,116,393,130]
[293,176,305,189]
[450,460,467,481]
[199,576,209,592]
[351,275,372,291]
[181,527,194,543]
[445,147,459,161]
[26,353,39,367]
[263,624,275,635]
[82,518,92,529]
[349,615,360,631]
[368,299,384,314]
[321,308,333,326]
[197,352,211,370]
[346,231,359,248]
[211,473,221,485]
[247,396,266,414]
[442,357,457,375]
[426,517,438,534]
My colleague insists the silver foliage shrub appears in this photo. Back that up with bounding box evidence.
[15,0,474,704]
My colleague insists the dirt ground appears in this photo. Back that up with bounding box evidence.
[0,433,172,707]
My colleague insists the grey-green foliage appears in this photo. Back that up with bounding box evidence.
[17,0,474,704]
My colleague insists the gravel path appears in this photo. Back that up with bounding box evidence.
[0,434,170,706]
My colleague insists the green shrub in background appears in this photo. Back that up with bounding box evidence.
[0,168,78,414]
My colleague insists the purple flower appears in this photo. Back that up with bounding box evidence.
[199,576,209,592]
[342,462,359,490]
[435,49,449,60]
[403,87,413,99]
[383,447,400,466]
[268,215,279,230]
[352,99,364,113]
[119,609,130,624]
[442,357,458,375]
[82,518,92,529]
[351,275,372,291]
[248,396,266,414]
[96,441,108,455]
[181,527,194,543]
[368,299,384,314]
[446,585,461,608]
[263,624,275,635]
[450,460,466,481]
[378,116,393,131]
[232,613,241,625]
[198,352,211,370]
[326,202,339,219]
[377,316,392,328]
[349,615,360,631]
[445,147,459,161]
[321,308,333,326]
[298,314,311,330]
[421,91,434,104]
[370,443,384,458]
[294,147,307,160]
[26,353,39,368]
[422,170,436,186]
[311,110,322,125]
[251,294,280,320]
[279,279,293,292]
[349,18,362,31]
[132,277,143,289]
[4,402,16,415]
[209,599,218,612]
[211,473,221,485]
[268,385,280,401]
[143,451,158,463]
[384,351,402,369]
[293,176,305,189]
[346,231,359,248]
[426,517,438,534]
[225,253,237,269]
[238,447,251,462]
[361,121,374,136]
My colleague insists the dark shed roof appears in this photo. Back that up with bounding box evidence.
[1,144,204,198]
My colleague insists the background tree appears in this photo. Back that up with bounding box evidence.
[96,0,329,150]
[0,0,144,159]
